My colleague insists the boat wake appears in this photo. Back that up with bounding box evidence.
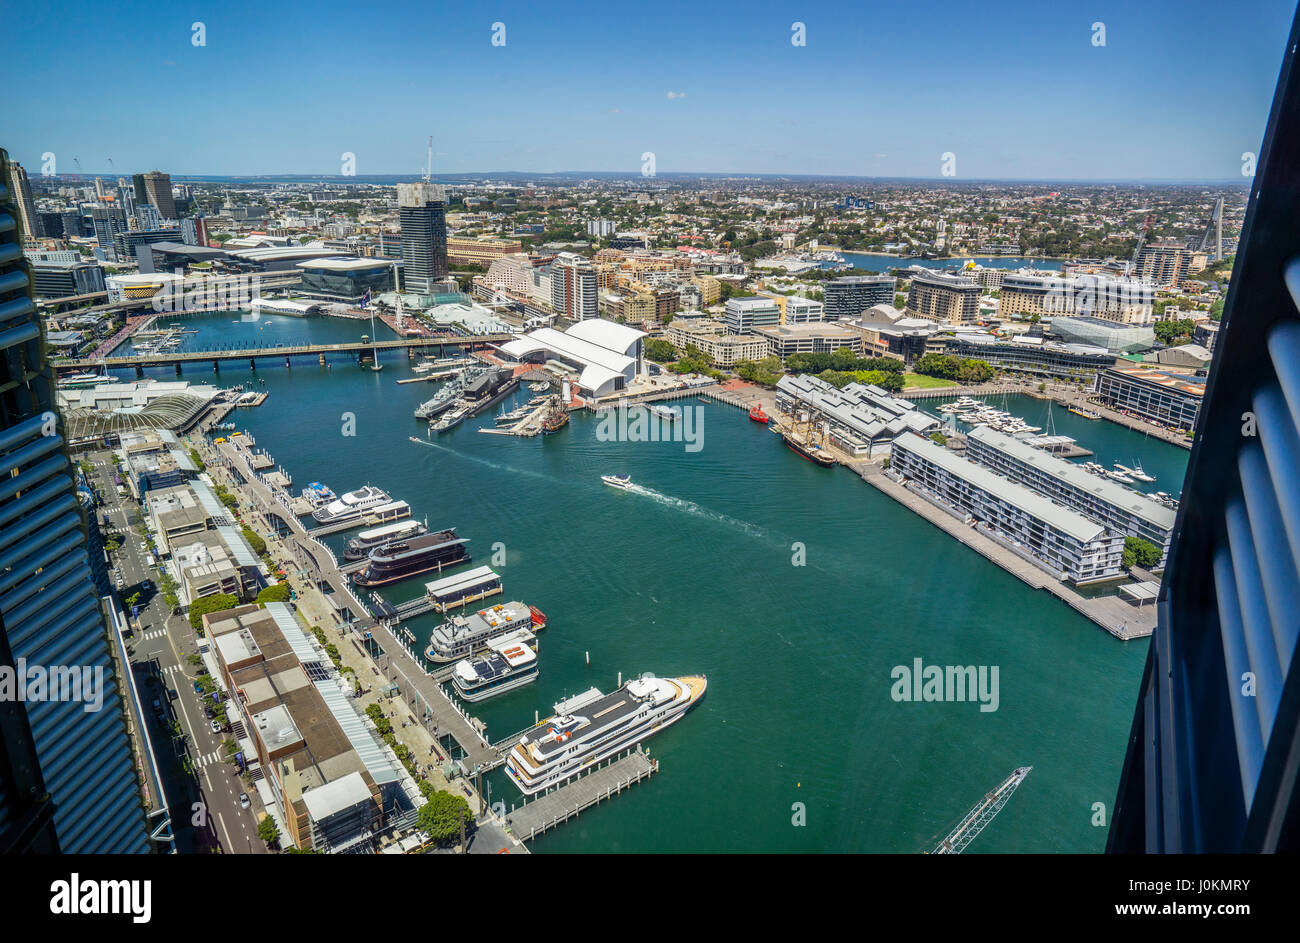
[624,483,767,539]
[407,435,559,485]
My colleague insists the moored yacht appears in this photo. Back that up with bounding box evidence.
[504,674,708,795]
[425,600,547,663]
[451,629,539,702]
[311,485,391,524]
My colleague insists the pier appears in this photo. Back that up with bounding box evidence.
[504,748,659,842]
[854,462,1156,639]
[201,435,503,770]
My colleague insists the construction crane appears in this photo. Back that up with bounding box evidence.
[931,766,1032,854]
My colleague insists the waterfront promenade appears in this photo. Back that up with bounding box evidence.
[198,435,506,772]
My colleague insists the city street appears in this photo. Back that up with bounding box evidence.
[87,449,269,854]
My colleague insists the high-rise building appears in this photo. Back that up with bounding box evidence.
[89,203,130,259]
[904,268,981,325]
[397,182,448,294]
[89,203,128,258]
[4,160,40,243]
[549,252,598,320]
[181,216,208,247]
[1133,240,1207,288]
[0,148,151,853]
[132,173,148,207]
[141,170,176,219]
[824,275,897,319]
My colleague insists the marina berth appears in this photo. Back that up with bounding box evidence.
[504,674,708,795]
[351,528,470,587]
[424,565,503,611]
[365,499,411,523]
[425,600,546,663]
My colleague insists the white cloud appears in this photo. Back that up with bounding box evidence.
[666,91,687,100]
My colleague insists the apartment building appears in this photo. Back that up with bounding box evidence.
[905,269,981,325]
[664,318,768,366]
[890,433,1125,583]
[965,426,1176,564]
[999,273,1155,325]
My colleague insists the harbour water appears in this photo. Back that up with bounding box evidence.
[150,312,1187,852]
[840,252,1064,273]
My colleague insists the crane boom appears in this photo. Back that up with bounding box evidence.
[932,766,1032,854]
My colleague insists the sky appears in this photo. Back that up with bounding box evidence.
[1,0,1295,181]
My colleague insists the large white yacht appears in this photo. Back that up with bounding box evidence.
[311,485,391,524]
[504,674,707,795]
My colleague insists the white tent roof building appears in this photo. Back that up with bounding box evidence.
[500,318,646,397]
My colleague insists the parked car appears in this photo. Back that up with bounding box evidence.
[238,793,250,810]
[151,698,163,716]
[210,719,221,734]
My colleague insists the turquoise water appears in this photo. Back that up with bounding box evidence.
[841,252,1064,273]
[112,310,396,357]
[157,312,1188,852]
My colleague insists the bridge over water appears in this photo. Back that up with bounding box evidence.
[55,334,513,374]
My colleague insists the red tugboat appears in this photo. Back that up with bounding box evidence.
[748,403,770,424]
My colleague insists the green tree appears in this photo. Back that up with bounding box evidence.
[257,816,280,845]
[241,526,267,555]
[189,593,239,632]
[1122,536,1163,570]
[643,338,676,362]
[416,790,475,846]
[256,582,291,604]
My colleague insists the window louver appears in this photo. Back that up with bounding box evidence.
[1109,16,1300,853]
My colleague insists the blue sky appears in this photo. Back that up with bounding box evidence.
[2,0,1294,180]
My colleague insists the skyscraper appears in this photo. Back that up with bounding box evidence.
[0,148,150,853]
[132,173,148,208]
[4,160,39,243]
[397,182,448,295]
[142,170,176,219]
[550,252,599,320]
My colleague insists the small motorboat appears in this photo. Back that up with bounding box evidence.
[749,403,770,424]
[601,474,632,490]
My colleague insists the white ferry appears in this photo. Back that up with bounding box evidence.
[343,519,428,560]
[504,674,708,795]
[311,485,391,524]
[451,629,539,702]
[425,601,547,663]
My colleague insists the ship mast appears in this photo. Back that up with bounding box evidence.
[931,766,1032,854]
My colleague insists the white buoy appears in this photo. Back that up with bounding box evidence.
[585,651,589,666]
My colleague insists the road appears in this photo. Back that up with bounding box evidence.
[86,450,270,854]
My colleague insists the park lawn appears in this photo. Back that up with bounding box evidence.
[902,373,958,389]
